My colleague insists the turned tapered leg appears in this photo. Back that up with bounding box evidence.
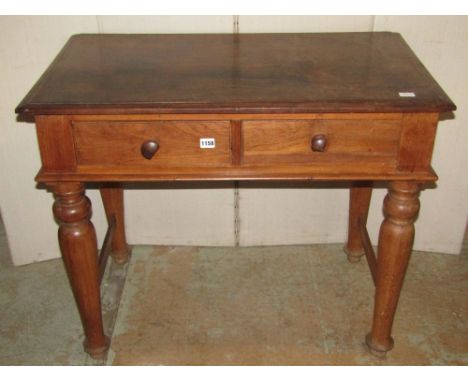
[100,183,130,265]
[366,181,420,357]
[52,182,109,359]
[344,181,373,262]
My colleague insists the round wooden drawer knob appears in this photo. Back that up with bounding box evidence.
[141,140,160,159]
[311,134,327,152]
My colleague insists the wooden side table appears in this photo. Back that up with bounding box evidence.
[16,33,455,359]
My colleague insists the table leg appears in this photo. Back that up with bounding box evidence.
[52,182,109,359]
[100,183,130,265]
[366,180,420,357]
[344,181,373,262]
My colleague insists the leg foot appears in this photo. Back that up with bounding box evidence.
[84,335,110,360]
[365,333,393,358]
[112,250,130,266]
[344,247,364,263]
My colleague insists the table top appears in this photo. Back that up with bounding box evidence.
[16,32,455,115]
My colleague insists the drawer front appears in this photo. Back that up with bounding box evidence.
[73,120,232,168]
[242,119,402,165]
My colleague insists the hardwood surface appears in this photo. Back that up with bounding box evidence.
[16,33,455,115]
[345,182,373,262]
[366,181,421,356]
[34,112,440,182]
[73,120,232,167]
[51,182,109,358]
[15,32,456,361]
[242,119,401,165]
[100,184,129,265]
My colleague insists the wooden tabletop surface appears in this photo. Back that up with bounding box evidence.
[16,32,456,115]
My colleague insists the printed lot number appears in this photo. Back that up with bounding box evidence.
[200,138,216,149]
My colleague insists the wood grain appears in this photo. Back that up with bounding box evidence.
[242,119,402,165]
[68,113,404,122]
[17,33,456,360]
[35,115,76,171]
[73,120,231,168]
[35,164,439,183]
[366,181,420,357]
[344,182,373,262]
[100,184,129,265]
[16,33,456,115]
[230,120,242,165]
[398,113,439,171]
[51,182,109,359]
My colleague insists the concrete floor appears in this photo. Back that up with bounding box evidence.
[0,217,467,365]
